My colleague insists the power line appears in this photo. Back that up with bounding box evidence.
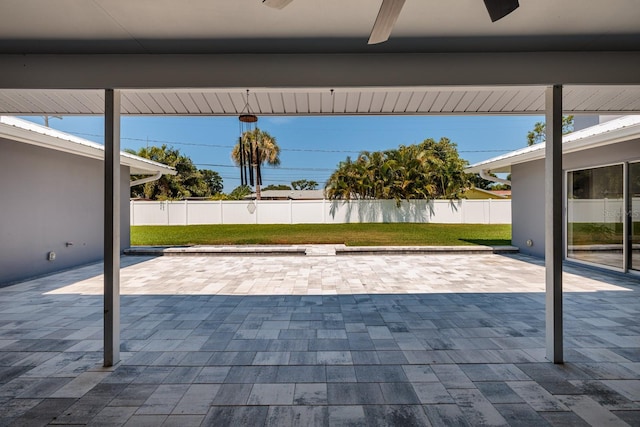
[196,163,334,172]
[65,131,518,154]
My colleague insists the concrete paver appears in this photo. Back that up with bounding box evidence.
[0,252,638,426]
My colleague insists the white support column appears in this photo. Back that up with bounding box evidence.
[104,89,121,367]
[545,85,563,364]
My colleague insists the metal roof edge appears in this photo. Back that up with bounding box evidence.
[465,115,640,173]
[0,116,176,175]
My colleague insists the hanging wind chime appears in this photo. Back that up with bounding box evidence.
[238,90,261,189]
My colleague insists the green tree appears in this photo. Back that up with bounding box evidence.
[491,183,511,191]
[128,145,223,199]
[325,137,469,204]
[231,128,281,200]
[228,185,252,200]
[468,173,496,190]
[200,169,224,195]
[262,184,292,191]
[527,115,574,146]
[291,179,319,190]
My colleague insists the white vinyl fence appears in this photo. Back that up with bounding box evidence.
[568,198,640,223]
[131,199,511,225]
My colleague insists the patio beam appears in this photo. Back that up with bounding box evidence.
[1,52,640,89]
[104,89,121,367]
[545,84,563,364]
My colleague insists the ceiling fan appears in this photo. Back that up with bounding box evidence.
[262,0,520,44]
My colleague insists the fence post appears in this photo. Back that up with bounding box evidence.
[185,200,189,225]
[166,201,170,225]
[290,199,293,224]
[220,200,224,224]
[488,198,492,225]
[131,200,135,226]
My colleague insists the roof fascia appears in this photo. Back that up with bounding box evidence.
[0,117,175,175]
[465,118,640,173]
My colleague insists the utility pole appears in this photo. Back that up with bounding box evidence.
[43,115,62,127]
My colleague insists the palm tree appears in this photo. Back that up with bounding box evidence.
[325,137,469,204]
[231,128,280,200]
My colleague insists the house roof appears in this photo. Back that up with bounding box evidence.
[249,190,326,200]
[465,115,640,174]
[0,116,176,176]
[464,187,509,199]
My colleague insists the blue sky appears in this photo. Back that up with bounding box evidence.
[23,115,542,192]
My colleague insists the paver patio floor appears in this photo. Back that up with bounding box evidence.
[0,253,639,426]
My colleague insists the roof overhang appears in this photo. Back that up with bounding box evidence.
[465,115,640,174]
[0,116,176,176]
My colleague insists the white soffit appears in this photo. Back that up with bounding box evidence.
[1,86,640,116]
[0,116,176,176]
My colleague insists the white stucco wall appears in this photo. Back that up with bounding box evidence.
[0,137,130,286]
[512,159,546,257]
[511,138,640,259]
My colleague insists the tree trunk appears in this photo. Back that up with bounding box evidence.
[254,164,261,200]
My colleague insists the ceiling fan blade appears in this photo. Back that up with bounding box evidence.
[368,0,406,45]
[483,0,519,22]
[262,0,294,9]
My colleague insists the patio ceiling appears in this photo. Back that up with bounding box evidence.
[2,85,640,116]
[1,0,639,54]
[1,1,639,116]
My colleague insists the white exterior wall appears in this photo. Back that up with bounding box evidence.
[1,138,131,286]
[512,159,546,257]
[511,138,640,258]
[131,199,511,226]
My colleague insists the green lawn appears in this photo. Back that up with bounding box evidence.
[131,223,511,247]
[568,222,640,245]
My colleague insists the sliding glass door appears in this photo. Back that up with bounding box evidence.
[631,162,640,272]
[567,164,624,269]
